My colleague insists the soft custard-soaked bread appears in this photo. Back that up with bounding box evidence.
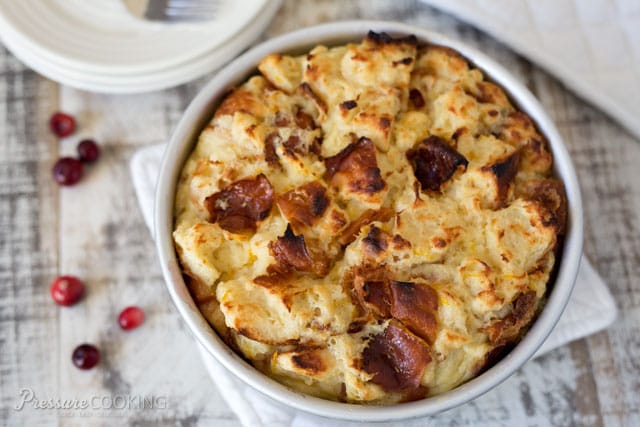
[173,32,567,404]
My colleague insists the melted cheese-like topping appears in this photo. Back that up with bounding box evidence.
[173,32,566,404]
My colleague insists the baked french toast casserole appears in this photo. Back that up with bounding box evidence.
[172,31,567,404]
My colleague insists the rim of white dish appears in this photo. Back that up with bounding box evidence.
[0,0,269,75]
[0,0,281,93]
[155,20,584,421]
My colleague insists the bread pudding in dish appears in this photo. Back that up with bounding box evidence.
[172,31,567,404]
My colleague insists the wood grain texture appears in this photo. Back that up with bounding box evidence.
[1,0,639,426]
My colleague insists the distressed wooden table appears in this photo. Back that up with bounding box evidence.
[1,1,638,426]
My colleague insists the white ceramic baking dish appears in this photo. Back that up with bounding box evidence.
[155,20,583,421]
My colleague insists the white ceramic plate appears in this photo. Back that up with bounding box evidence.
[0,0,267,75]
[0,0,281,93]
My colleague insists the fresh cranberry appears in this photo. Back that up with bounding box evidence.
[118,306,145,330]
[50,275,85,306]
[72,344,100,369]
[49,112,76,137]
[52,157,83,186]
[77,139,100,163]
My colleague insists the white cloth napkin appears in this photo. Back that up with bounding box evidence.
[419,0,640,140]
[131,143,617,426]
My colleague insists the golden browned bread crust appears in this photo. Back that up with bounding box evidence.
[173,31,566,404]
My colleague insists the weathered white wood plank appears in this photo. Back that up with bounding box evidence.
[0,48,61,426]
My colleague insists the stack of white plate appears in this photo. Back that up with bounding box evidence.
[0,0,281,93]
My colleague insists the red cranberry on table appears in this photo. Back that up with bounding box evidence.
[118,306,145,330]
[77,139,100,163]
[50,275,85,306]
[72,344,100,370]
[49,112,76,137]
[52,157,84,186]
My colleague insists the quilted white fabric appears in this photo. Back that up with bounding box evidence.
[419,0,640,140]
[131,144,617,427]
